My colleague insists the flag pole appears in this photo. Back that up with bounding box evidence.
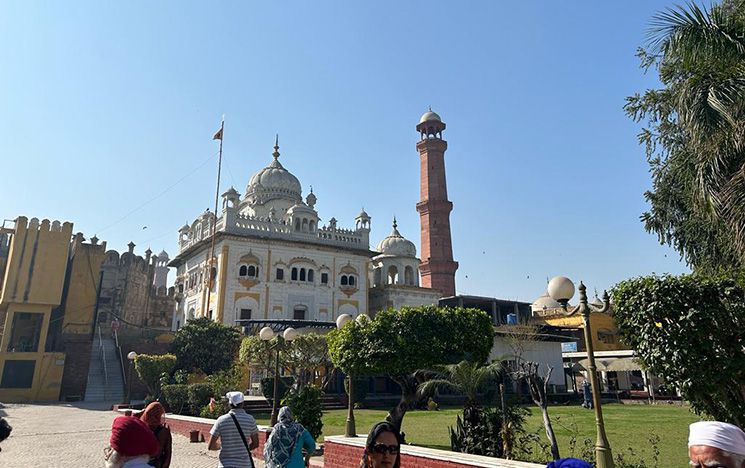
[204,116,224,319]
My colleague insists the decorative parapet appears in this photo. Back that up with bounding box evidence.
[178,211,369,253]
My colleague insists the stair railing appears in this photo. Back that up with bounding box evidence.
[113,327,127,400]
[97,324,109,400]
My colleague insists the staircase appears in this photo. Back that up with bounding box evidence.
[84,327,124,402]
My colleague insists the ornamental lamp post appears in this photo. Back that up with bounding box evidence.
[125,351,137,405]
[547,276,614,468]
[260,326,297,426]
[336,313,357,437]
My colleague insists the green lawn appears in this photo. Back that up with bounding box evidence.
[254,403,699,466]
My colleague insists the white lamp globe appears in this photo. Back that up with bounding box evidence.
[355,313,370,324]
[127,351,137,361]
[259,326,275,341]
[283,327,298,341]
[336,314,353,329]
[548,276,575,302]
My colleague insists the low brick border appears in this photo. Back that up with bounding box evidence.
[324,435,544,468]
[115,409,270,459]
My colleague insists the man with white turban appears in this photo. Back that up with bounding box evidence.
[689,421,745,468]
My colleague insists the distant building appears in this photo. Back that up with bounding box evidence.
[439,295,533,325]
[98,243,175,330]
[0,216,105,402]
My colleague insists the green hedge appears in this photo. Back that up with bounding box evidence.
[188,383,214,416]
[261,376,294,404]
[162,384,189,414]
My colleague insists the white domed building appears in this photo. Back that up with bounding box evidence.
[169,139,373,329]
[368,218,442,315]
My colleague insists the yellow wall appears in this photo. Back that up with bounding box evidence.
[540,311,626,351]
[0,217,72,306]
[0,216,100,402]
[61,242,106,335]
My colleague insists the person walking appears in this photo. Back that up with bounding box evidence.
[264,406,316,468]
[104,416,160,468]
[359,421,401,468]
[140,402,172,468]
[208,391,259,468]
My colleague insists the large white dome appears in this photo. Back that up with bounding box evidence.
[376,219,416,257]
[245,143,302,206]
[531,292,563,312]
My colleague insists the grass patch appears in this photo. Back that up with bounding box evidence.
[253,403,698,466]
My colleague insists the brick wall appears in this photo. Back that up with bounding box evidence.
[59,335,93,400]
[118,410,269,460]
[324,436,544,468]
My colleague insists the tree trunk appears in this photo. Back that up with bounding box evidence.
[386,375,419,432]
[541,406,560,460]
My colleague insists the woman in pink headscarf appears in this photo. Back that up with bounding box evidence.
[140,402,172,468]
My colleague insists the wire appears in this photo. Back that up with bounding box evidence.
[96,150,219,234]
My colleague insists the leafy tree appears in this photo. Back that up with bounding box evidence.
[327,305,494,430]
[418,360,502,406]
[284,333,331,389]
[284,385,324,440]
[171,317,242,375]
[239,335,276,374]
[133,354,176,397]
[613,274,745,426]
[625,0,745,271]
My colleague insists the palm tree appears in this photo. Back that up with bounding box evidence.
[640,1,745,261]
[417,360,502,406]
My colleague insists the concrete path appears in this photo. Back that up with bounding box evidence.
[0,403,265,467]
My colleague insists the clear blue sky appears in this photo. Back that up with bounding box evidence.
[0,1,690,302]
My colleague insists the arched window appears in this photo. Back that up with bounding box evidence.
[291,267,298,281]
[405,266,415,285]
[309,220,315,232]
[300,268,306,281]
[295,219,301,231]
[340,275,348,286]
[348,275,356,286]
[247,265,256,277]
[302,219,309,232]
[307,269,314,282]
[239,265,247,277]
[387,266,399,284]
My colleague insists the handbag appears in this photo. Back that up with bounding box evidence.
[230,413,256,468]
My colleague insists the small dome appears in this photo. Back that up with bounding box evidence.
[357,208,370,219]
[419,110,442,124]
[158,250,169,260]
[376,218,416,257]
[531,292,562,312]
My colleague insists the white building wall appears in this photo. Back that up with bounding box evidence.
[490,337,565,388]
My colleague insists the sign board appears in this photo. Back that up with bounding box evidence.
[561,342,578,352]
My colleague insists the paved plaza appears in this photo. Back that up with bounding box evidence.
[0,403,265,467]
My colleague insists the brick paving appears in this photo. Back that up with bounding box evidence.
[0,403,265,467]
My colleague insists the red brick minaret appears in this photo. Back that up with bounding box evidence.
[416,109,458,297]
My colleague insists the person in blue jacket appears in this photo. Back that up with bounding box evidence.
[264,406,316,468]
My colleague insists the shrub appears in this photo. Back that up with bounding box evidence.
[171,317,242,375]
[284,385,323,440]
[261,376,294,404]
[343,376,369,406]
[450,404,527,458]
[161,384,189,415]
[207,364,245,398]
[134,354,177,397]
[200,400,229,419]
[188,383,215,416]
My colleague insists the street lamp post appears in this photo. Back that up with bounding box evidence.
[125,351,137,405]
[336,313,362,437]
[260,326,297,427]
[547,276,614,468]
